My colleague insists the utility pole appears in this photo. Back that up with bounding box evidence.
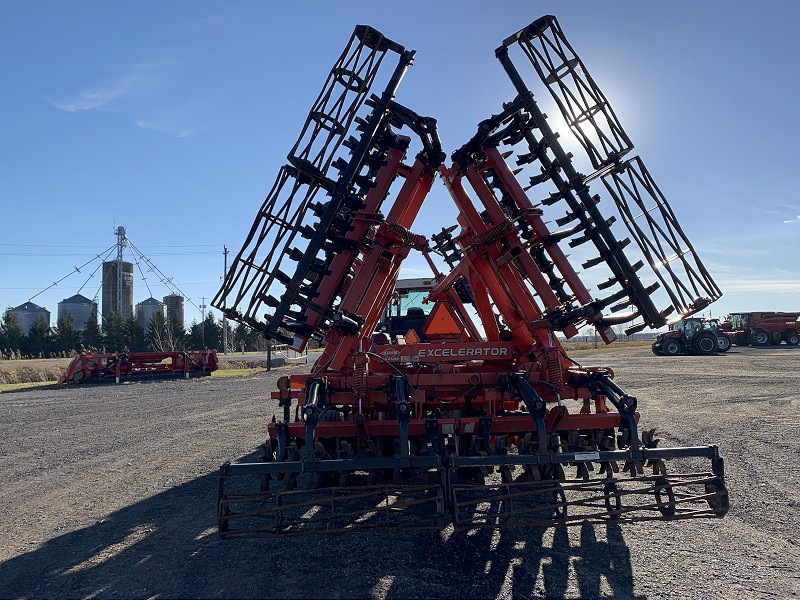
[222,245,229,355]
[200,297,207,347]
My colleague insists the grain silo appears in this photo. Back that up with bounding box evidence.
[57,293,97,331]
[136,297,166,330]
[102,260,134,320]
[163,294,185,328]
[10,301,50,333]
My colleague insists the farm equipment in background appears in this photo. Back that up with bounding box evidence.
[703,318,732,352]
[212,17,728,539]
[58,350,218,384]
[651,317,730,356]
[719,312,800,346]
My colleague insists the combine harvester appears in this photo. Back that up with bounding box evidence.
[59,350,218,384]
[720,311,800,346]
[213,16,728,538]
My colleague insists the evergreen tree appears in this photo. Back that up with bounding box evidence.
[1,309,25,353]
[54,314,79,355]
[103,311,126,352]
[202,312,222,350]
[81,306,102,351]
[187,313,223,350]
[187,320,203,350]
[25,314,53,357]
[124,315,147,352]
[167,317,186,350]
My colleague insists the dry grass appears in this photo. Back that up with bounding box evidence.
[217,360,268,370]
[560,339,652,353]
[211,368,265,378]
[0,365,66,385]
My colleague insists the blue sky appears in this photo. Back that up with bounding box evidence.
[1,1,799,329]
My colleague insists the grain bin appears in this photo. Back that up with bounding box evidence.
[102,260,134,320]
[10,301,50,333]
[57,294,97,331]
[163,293,185,328]
[136,297,166,330]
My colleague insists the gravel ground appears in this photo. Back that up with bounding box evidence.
[0,346,798,599]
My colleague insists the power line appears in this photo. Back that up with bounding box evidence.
[9,231,226,317]
[27,244,118,303]
[127,240,203,312]
[0,243,222,248]
[0,251,219,256]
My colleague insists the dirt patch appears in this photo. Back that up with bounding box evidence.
[0,347,798,599]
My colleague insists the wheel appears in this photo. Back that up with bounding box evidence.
[784,330,799,346]
[662,339,683,356]
[716,333,732,353]
[752,329,770,346]
[693,331,717,355]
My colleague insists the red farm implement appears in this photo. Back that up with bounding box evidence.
[59,350,218,384]
[212,17,728,539]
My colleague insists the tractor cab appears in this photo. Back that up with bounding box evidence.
[377,277,437,342]
[723,313,748,331]
[671,317,704,337]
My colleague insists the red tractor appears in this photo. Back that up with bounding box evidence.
[212,18,728,538]
[652,318,729,356]
[719,312,800,346]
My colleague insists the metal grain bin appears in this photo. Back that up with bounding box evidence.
[163,294,185,328]
[57,293,97,331]
[136,297,166,330]
[10,301,50,333]
[102,260,134,320]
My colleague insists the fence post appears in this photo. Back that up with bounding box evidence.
[267,342,272,372]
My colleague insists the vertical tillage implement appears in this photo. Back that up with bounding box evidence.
[213,17,727,538]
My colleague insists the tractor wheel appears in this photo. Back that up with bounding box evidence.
[693,331,717,355]
[662,339,683,356]
[716,333,732,353]
[784,330,800,346]
[752,330,770,346]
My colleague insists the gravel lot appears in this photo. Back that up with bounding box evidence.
[1,346,798,599]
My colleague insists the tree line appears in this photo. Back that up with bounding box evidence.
[0,306,270,359]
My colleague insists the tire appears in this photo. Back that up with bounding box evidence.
[693,331,717,355]
[716,333,732,353]
[784,330,800,346]
[752,330,770,346]
[662,339,683,356]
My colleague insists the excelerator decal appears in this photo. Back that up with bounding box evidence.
[377,344,512,361]
[418,347,509,358]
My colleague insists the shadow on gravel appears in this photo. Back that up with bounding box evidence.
[0,468,646,599]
